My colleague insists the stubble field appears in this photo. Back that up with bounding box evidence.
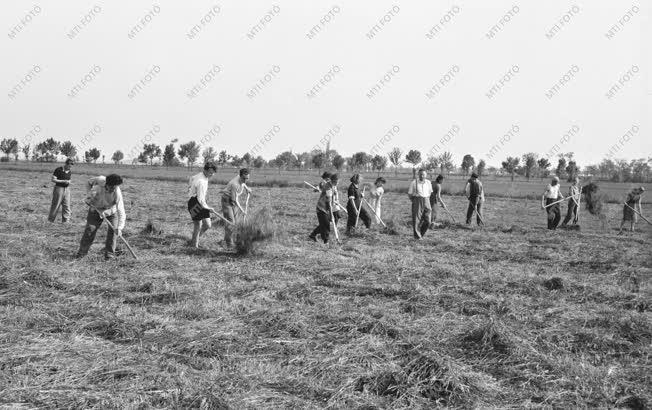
[1,169,650,409]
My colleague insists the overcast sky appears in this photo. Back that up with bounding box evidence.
[2,0,650,166]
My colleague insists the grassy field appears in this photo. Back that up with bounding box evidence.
[1,168,650,408]
[2,161,649,203]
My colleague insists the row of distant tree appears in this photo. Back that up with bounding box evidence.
[1,137,650,183]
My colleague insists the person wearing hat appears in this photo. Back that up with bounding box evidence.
[48,158,74,223]
[541,176,564,230]
[464,173,485,226]
[618,186,645,234]
[76,174,126,259]
[561,176,582,227]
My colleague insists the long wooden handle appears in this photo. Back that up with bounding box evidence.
[362,197,387,228]
[97,210,138,260]
[544,197,568,209]
[442,204,457,224]
[624,203,652,225]
[210,210,235,226]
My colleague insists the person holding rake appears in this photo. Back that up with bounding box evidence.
[309,174,339,244]
[618,187,645,235]
[541,176,564,230]
[561,176,581,227]
[465,173,485,226]
[221,168,252,247]
[368,177,386,225]
[346,174,372,234]
[429,174,450,226]
[187,162,218,248]
[76,174,126,260]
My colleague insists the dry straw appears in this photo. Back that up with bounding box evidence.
[233,206,276,255]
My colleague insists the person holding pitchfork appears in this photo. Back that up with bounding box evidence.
[221,168,252,247]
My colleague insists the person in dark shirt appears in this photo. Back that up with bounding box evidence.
[309,174,336,243]
[465,173,485,226]
[346,174,372,234]
[48,158,74,223]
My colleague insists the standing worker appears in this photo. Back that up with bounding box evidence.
[561,177,581,227]
[48,158,74,223]
[368,177,386,224]
[346,174,372,234]
[76,174,126,260]
[309,174,337,243]
[618,187,645,235]
[408,169,433,239]
[187,162,218,248]
[465,173,485,226]
[429,174,447,225]
[221,168,252,247]
[541,176,564,230]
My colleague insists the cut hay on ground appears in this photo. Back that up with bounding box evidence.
[233,207,276,255]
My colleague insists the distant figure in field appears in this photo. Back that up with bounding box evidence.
[408,169,433,239]
[187,162,218,248]
[429,174,446,225]
[618,187,645,235]
[221,168,251,247]
[346,174,372,234]
[368,177,386,224]
[561,177,581,227]
[309,173,337,243]
[76,174,126,259]
[541,176,564,230]
[465,173,485,226]
[48,158,74,223]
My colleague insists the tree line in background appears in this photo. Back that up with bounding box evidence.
[1,137,650,183]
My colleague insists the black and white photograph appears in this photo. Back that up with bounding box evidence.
[1,1,650,408]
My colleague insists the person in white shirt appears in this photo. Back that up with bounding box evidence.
[187,162,218,248]
[541,176,564,230]
[76,174,126,259]
[369,177,386,224]
[221,168,252,247]
[408,169,433,239]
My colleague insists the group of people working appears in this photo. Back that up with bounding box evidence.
[45,160,647,256]
[308,169,486,243]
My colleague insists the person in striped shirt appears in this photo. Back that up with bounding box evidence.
[541,176,564,230]
[187,162,218,248]
[76,174,126,259]
[221,168,252,247]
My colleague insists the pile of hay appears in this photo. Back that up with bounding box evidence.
[582,182,604,216]
[381,218,404,235]
[141,219,163,235]
[233,207,276,255]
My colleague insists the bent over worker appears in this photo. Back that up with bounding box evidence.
[76,174,126,260]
